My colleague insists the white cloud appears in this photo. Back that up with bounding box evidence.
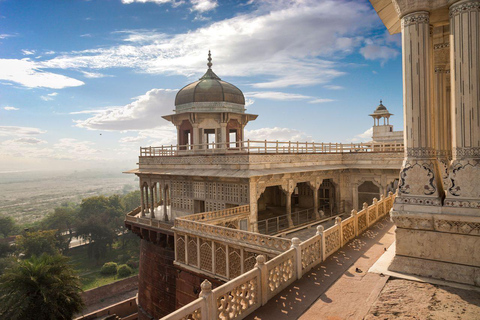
[360,32,400,65]
[42,0,377,88]
[22,49,36,55]
[0,59,84,89]
[308,98,335,104]
[2,137,47,145]
[245,127,313,142]
[80,33,92,38]
[45,51,56,55]
[350,127,372,142]
[81,71,111,78]
[3,106,19,111]
[40,92,58,101]
[121,0,183,6]
[245,91,311,101]
[324,84,343,90]
[0,34,15,39]
[190,0,217,12]
[0,126,46,137]
[74,88,176,131]
[360,45,399,62]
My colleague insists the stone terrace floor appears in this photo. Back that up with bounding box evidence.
[246,216,480,320]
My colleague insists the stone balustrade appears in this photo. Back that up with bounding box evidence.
[182,205,250,223]
[140,140,404,157]
[161,192,396,320]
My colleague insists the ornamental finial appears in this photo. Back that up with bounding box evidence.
[207,50,212,69]
[380,99,382,104]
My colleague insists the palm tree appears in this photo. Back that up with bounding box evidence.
[0,253,84,320]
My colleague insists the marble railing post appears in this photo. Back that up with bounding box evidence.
[445,0,480,209]
[394,11,443,208]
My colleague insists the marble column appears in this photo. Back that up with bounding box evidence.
[445,0,480,209]
[150,186,155,219]
[285,190,293,227]
[394,11,443,208]
[163,187,169,221]
[140,181,145,217]
[145,185,150,214]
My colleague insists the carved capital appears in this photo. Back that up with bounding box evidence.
[450,1,480,17]
[401,11,429,28]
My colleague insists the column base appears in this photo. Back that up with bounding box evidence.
[389,209,480,287]
[389,255,480,287]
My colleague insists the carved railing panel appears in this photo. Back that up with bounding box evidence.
[214,270,260,320]
[324,226,341,259]
[215,243,227,277]
[188,237,198,267]
[357,211,368,234]
[266,249,296,300]
[200,239,213,272]
[300,235,322,275]
[229,247,242,279]
[341,217,356,245]
[176,235,186,264]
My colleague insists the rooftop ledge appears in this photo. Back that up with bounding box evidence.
[139,140,404,157]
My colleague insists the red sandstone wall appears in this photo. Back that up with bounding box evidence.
[176,268,224,309]
[81,275,138,306]
[137,239,177,320]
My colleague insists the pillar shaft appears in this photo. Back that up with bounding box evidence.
[285,191,293,227]
[445,0,480,208]
[395,11,443,207]
[150,187,155,219]
[163,187,169,221]
[140,182,145,217]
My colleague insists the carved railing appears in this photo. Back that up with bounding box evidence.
[162,192,396,320]
[124,205,173,230]
[182,205,250,222]
[140,140,404,157]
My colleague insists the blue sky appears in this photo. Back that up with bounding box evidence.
[0,0,403,172]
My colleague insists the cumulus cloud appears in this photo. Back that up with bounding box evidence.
[245,127,313,142]
[39,0,377,88]
[3,137,47,145]
[0,59,84,89]
[190,0,217,12]
[3,106,19,111]
[74,88,176,131]
[350,127,373,142]
[360,31,400,65]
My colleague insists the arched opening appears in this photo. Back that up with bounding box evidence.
[227,119,242,149]
[257,186,287,234]
[357,181,381,210]
[318,179,336,215]
[179,120,193,149]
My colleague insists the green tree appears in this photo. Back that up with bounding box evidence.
[16,230,62,258]
[0,216,16,238]
[122,190,141,212]
[40,207,78,252]
[0,254,84,320]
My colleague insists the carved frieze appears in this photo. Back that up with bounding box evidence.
[450,1,480,17]
[447,160,480,199]
[401,12,429,28]
[397,160,438,197]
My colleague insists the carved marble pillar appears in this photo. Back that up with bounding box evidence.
[140,180,145,217]
[394,11,443,208]
[145,184,150,214]
[445,0,480,209]
[163,186,169,221]
[220,122,227,149]
[150,186,155,219]
[249,180,260,233]
[192,124,199,149]
[285,190,293,227]
[307,180,320,219]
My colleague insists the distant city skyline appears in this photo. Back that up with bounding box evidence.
[0,0,403,171]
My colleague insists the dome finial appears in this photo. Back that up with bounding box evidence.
[207,50,212,69]
[380,99,382,104]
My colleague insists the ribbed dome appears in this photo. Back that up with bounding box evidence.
[373,100,389,113]
[174,52,245,107]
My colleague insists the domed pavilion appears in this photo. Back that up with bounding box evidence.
[163,51,257,149]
